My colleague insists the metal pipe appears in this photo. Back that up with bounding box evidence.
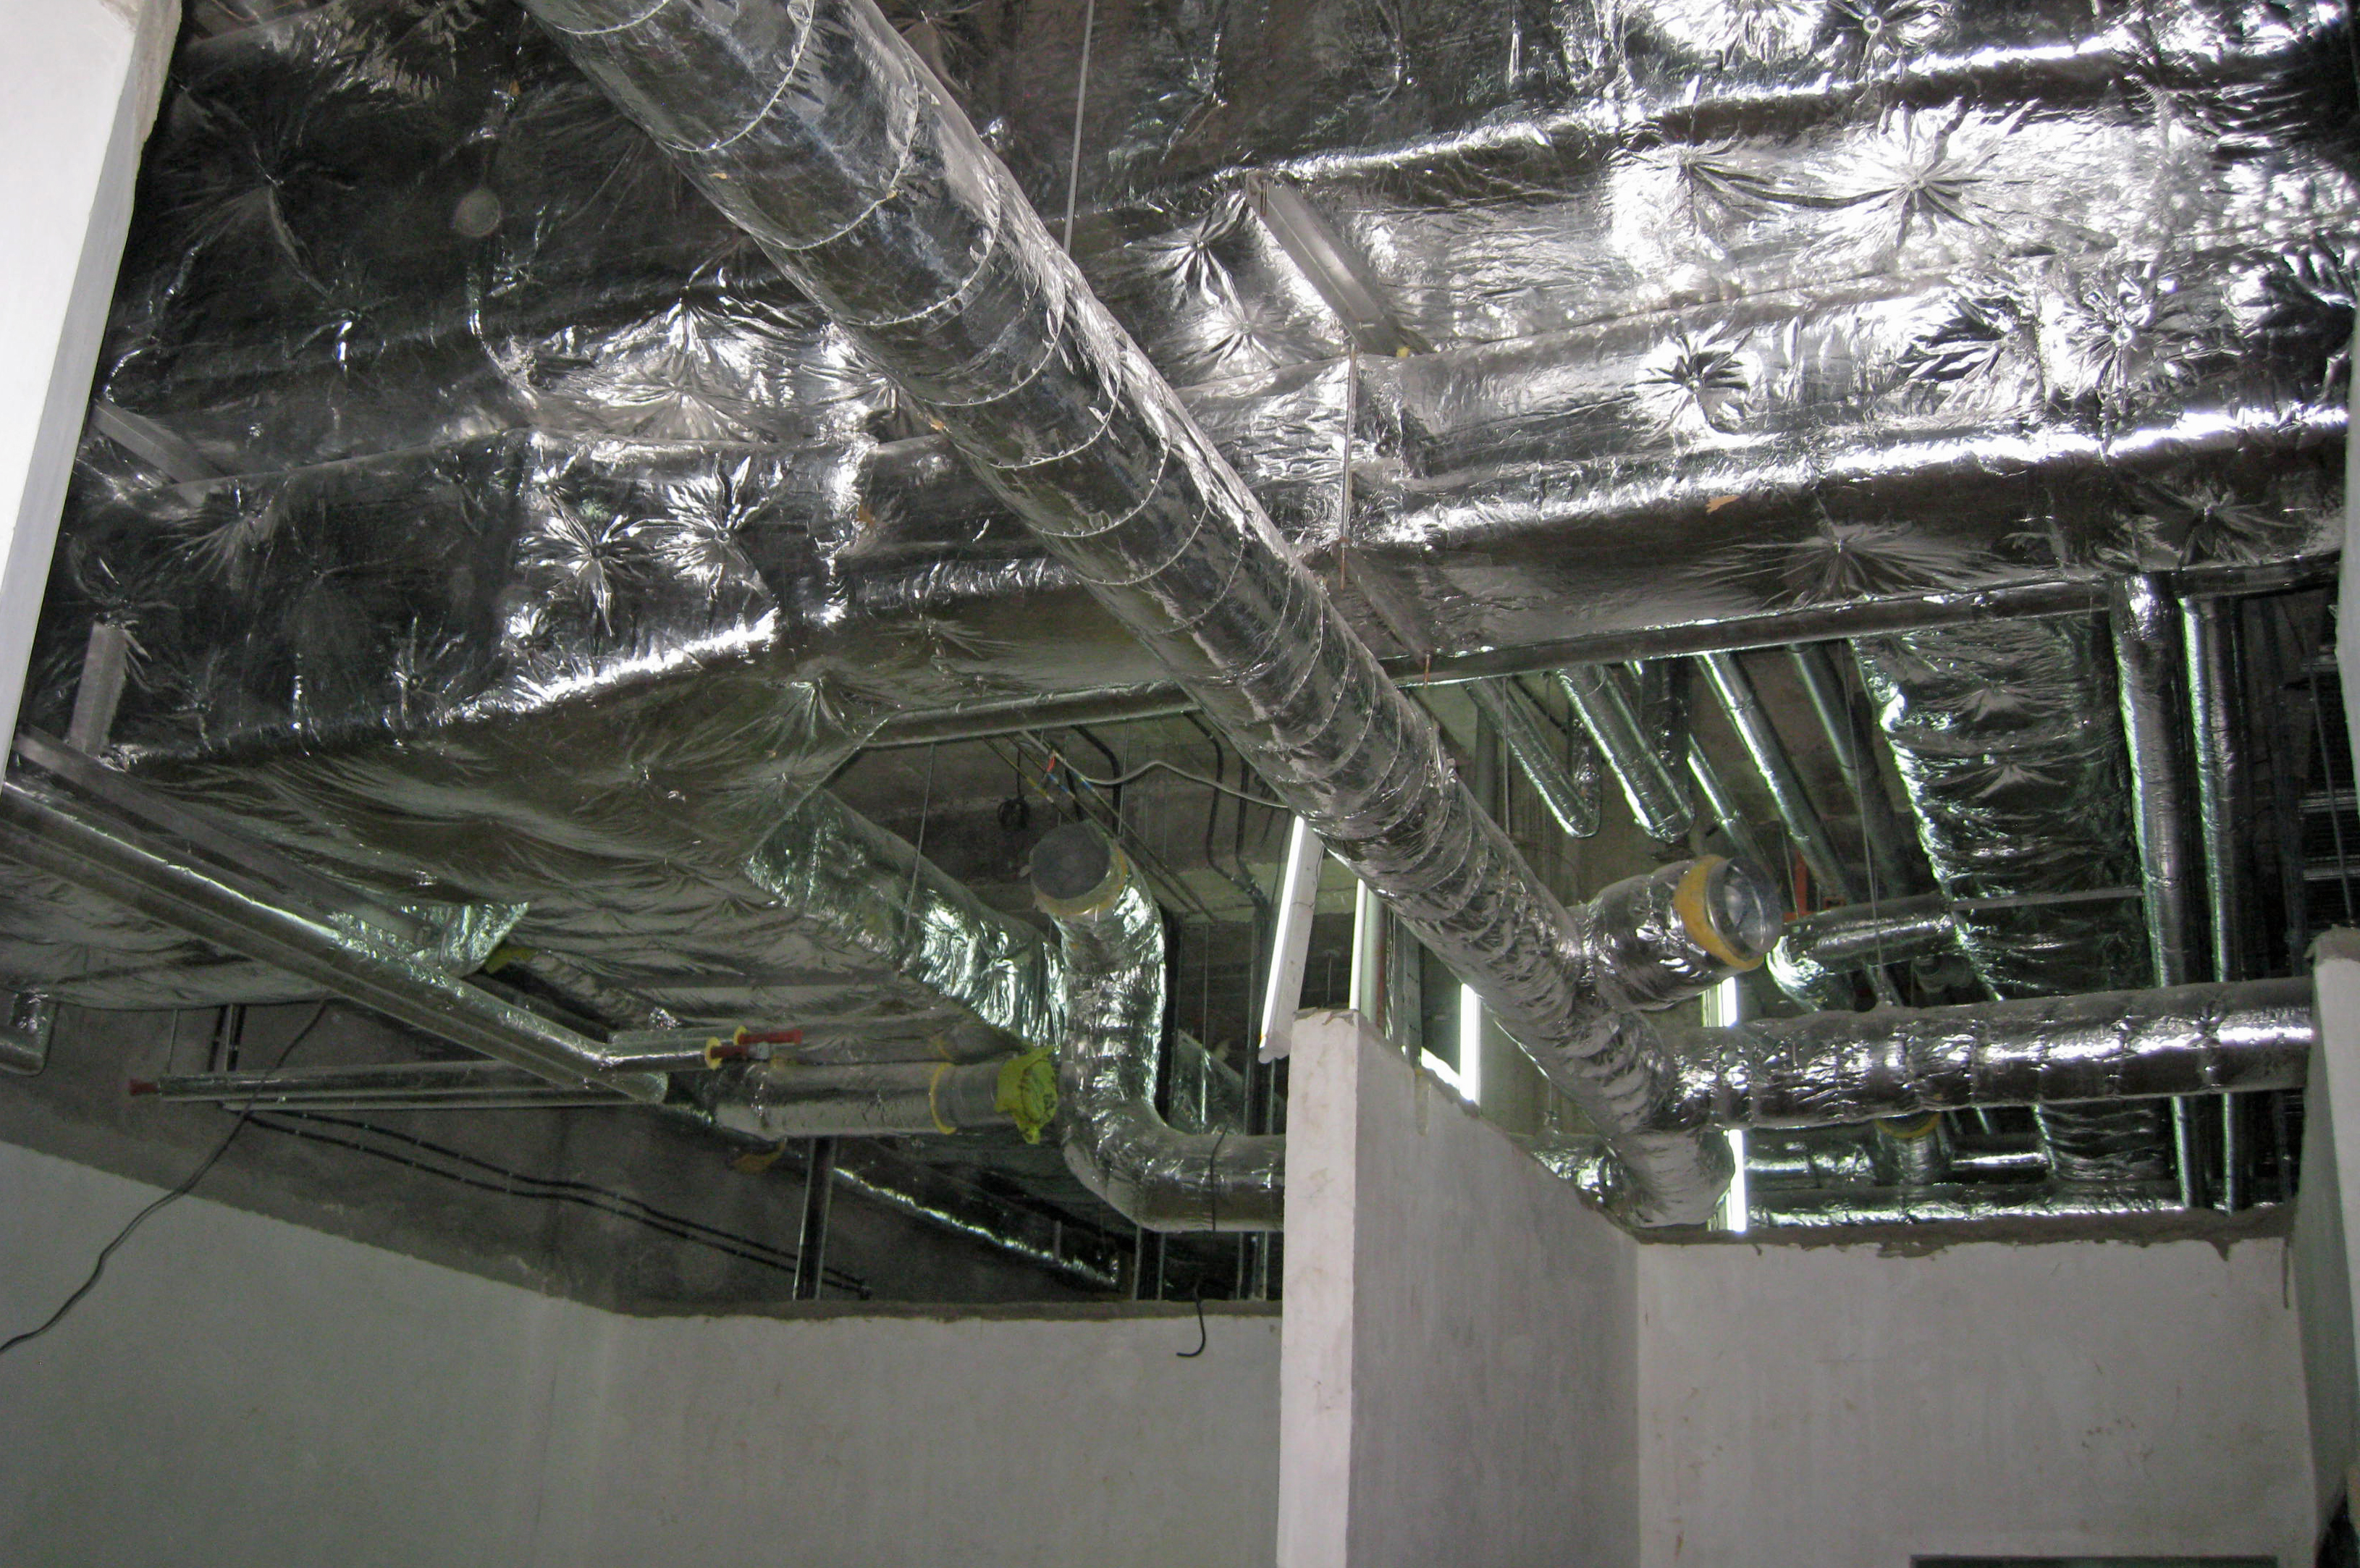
[138,1062,628,1111]
[2184,594,2254,1211]
[0,780,667,1103]
[1664,977,2311,1131]
[1699,652,1856,901]
[13,730,431,950]
[793,1137,838,1300]
[1785,644,1921,896]
[830,1138,1123,1291]
[1467,678,1599,838]
[526,0,1774,1224]
[1559,665,1694,840]
[2109,575,2208,1208]
[1764,895,1957,1011]
[1686,741,1774,871]
[689,1055,1051,1141]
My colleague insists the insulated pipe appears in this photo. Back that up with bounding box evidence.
[2112,580,2204,988]
[1032,826,1285,1231]
[1699,652,1856,901]
[692,1057,1050,1140]
[1558,665,1695,841]
[1661,977,2311,1132]
[1784,646,1921,895]
[1467,677,1600,839]
[1687,741,1775,871]
[526,0,1771,1223]
[0,780,667,1103]
[1765,895,1957,1011]
[2109,574,2208,1206]
[2184,595,2254,1210]
[1748,1181,2183,1229]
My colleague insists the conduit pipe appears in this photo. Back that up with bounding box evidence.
[525,0,1768,1223]
[1559,665,1694,841]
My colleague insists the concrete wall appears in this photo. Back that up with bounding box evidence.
[0,0,177,747]
[1279,1011,1638,1568]
[2298,932,2360,1532]
[0,1141,1279,1568]
[1638,1235,2316,1567]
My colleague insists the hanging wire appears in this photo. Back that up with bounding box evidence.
[0,1001,332,1358]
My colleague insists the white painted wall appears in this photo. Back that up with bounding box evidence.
[0,0,177,748]
[1279,1011,1638,1568]
[0,1142,1280,1568]
[2298,932,2360,1532]
[1638,1236,2315,1567]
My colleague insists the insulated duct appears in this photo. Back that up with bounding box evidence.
[0,779,667,1103]
[1855,622,2175,1183]
[1766,895,1958,1011]
[1468,678,1601,839]
[1559,665,1694,842]
[524,0,1777,1224]
[1032,825,1283,1231]
[1663,977,2311,1132]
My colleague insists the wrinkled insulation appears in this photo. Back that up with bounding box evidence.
[1856,621,2175,1181]
[0,0,2347,1237]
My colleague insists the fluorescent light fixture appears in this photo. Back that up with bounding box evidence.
[1703,977,1748,1232]
[1458,982,1482,1107]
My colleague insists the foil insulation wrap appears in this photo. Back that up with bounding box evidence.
[1766,893,1960,1009]
[1750,1182,2186,1228]
[1855,619,2178,1181]
[1664,977,2314,1131]
[47,0,2351,752]
[522,0,1817,1225]
[692,1057,1021,1141]
[1039,855,1286,1231]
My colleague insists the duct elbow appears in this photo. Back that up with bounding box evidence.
[1030,825,1284,1233]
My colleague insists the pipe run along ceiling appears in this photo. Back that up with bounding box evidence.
[0,0,2351,1276]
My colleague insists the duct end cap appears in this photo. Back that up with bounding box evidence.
[1680,856,1781,971]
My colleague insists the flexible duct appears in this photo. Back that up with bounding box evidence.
[1766,895,1958,1011]
[1032,825,1284,1231]
[524,0,1777,1224]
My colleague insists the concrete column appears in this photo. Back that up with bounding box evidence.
[0,0,179,749]
[2298,930,2360,1538]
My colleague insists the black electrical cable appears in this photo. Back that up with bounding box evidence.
[0,1002,333,1360]
[245,1110,872,1298]
[1176,1126,1227,1360]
